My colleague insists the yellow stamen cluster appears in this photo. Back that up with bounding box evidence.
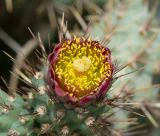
[54,37,112,98]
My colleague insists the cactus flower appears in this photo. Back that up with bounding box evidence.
[48,36,114,106]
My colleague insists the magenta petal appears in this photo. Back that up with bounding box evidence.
[79,94,96,106]
[78,78,112,106]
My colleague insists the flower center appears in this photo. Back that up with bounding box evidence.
[72,56,92,72]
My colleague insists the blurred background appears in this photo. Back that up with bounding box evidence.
[0,0,160,135]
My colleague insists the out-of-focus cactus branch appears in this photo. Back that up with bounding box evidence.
[5,0,13,13]
[0,28,21,53]
[9,39,38,96]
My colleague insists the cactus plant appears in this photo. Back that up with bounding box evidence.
[0,0,160,136]
[0,32,119,135]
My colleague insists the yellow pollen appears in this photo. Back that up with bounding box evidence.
[54,37,112,99]
[72,56,92,72]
